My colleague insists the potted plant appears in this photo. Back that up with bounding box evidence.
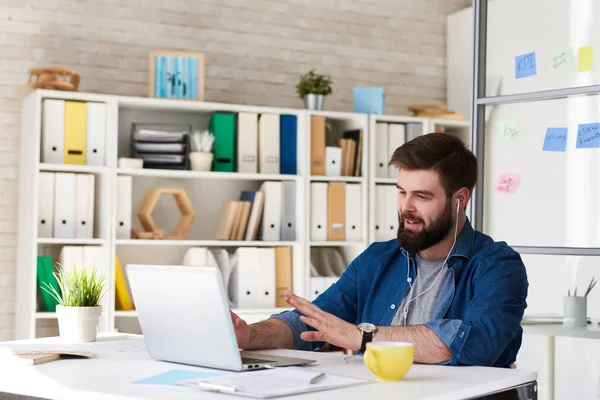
[296,69,333,110]
[41,263,109,343]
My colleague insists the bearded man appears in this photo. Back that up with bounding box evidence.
[229,133,528,368]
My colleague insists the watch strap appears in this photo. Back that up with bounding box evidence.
[360,330,373,352]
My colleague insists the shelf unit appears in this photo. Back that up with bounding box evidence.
[16,88,470,339]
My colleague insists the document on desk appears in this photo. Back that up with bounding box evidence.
[178,366,371,398]
[84,339,146,353]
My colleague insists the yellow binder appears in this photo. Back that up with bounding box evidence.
[114,256,134,311]
[64,101,86,165]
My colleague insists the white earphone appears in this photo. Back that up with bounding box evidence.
[401,198,461,324]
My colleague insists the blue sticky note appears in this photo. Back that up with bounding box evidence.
[576,123,600,148]
[515,52,537,79]
[543,127,568,152]
[353,87,384,114]
[133,369,223,386]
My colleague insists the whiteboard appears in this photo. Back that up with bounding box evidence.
[486,0,600,96]
[483,95,600,247]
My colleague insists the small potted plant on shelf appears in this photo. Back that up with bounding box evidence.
[41,263,109,343]
[296,69,333,110]
[189,129,215,171]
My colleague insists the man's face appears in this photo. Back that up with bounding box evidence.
[396,169,454,254]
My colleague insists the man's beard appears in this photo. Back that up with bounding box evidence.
[396,200,454,254]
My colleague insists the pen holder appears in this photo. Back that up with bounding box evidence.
[190,152,213,171]
[563,296,587,329]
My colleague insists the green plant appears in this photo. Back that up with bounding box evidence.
[296,69,333,97]
[41,263,108,307]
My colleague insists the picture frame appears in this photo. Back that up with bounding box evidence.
[149,50,205,101]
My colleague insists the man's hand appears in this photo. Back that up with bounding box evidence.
[229,310,295,350]
[230,310,252,349]
[285,291,362,351]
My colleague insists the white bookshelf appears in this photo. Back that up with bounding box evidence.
[15,88,468,339]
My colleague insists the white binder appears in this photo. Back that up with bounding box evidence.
[229,248,260,308]
[210,248,234,307]
[85,102,106,166]
[387,123,406,178]
[75,174,95,239]
[59,245,84,270]
[38,172,55,237]
[256,248,276,308]
[310,182,328,241]
[53,173,76,238]
[259,181,281,241]
[280,181,296,241]
[325,146,342,177]
[41,99,65,164]
[310,277,323,301]
[116,175,132,240]
[237,112,258,173]
[345,183,361,241]
[258,114,280,174]
[374,185,388,242]
[385,185,399,239]
[375,122,389,178]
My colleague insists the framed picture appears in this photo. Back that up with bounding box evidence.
[149,51,205,101]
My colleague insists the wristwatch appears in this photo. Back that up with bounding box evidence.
[357,322,378,352]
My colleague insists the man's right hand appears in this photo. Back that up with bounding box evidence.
[229,310,295,350]
[230,310,252,349]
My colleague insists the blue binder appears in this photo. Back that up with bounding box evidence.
[280,115,297,175]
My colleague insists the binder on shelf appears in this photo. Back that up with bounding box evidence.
[340,138,356,177]
[387,124,406,178]
[116,175,132,240]
[237,112,258,173]
[374,185,387,242]
[58,245,83,270]
[343,129,363,176]
[259,181,281,241]
[275,247,292,308]
[280,181,296,241]
[85,102,106,166]
[53,173,76,238]
[375,122,389,178]
[345,183,361,241]
[229,248,260,308]
[36,256,60,312]
[280,115,297,175]
[325,146,342,177]
[233,201,252,241]
[75,174,95,239]
[310,182,328,241]
[406,122,423,141]
[115,256,134,310]
[216,201,239,240]
[385,185,399,239]
[256,248,276,308]
[327,182,346,241]
[41,99,65,164]
[244,191,265,241]
[210,113,236,172]
[182,247,219,269]
[38,172,55,238]
[310,116,326,175]
[258,113,281,174]
[63,100,87,165]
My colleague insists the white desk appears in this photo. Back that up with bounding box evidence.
[522,321,600,400]
[0,333,537,400]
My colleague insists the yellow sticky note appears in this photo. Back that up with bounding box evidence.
[578,46,594,72]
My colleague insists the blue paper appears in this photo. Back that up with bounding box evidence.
[353,87,384,114]
[576,123,600,148]
[515,52,537,79]
[543,127,568,152]
[133,369,223,386]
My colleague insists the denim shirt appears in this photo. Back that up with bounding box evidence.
[271,219,528,368]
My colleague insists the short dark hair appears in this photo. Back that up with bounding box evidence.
[388,132,478,199]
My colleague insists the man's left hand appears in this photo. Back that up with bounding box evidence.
[285,291,362,351]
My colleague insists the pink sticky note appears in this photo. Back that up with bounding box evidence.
[495,173,521,194]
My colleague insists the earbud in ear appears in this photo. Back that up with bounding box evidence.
[456,200,460,213]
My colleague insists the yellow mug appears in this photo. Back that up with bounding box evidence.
[363,342,414,381]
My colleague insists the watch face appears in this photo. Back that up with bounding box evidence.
[357,322,376,333]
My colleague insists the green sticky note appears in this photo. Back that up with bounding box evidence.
[578,46,594,72]
[497,118,520,141]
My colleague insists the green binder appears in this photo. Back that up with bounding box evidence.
[209,113,236,172]
[36,256,61,312]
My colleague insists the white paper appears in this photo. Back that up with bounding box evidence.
[84,339,146,353]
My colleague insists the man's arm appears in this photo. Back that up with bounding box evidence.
[231,311,294,350]
[373,326,452,364]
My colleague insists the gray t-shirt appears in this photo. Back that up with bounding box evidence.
[391,254,449,326]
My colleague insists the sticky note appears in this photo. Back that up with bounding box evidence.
[551,49,573,71]
[515,52,537,79]
[576,123,600,148]
[543,127,568,152]
[495,174,521,194]
[133,369,223,386]
[497,118,520,140]
[578,46,594,72]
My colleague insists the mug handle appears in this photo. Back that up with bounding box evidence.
[365,346,380,375]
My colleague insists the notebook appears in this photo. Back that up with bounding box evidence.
[178,366,371,398]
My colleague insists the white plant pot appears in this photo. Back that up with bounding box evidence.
[189,151,214,171]
[56,305,102,343]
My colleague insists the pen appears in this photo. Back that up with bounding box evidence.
[197,381,240,393]
[310,372,326,384]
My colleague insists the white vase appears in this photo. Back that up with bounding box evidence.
[56,305,102,342]
[303,94,325,110]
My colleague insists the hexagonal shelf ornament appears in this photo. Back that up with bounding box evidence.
[136,188,195,240]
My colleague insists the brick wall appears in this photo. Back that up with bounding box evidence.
[0,0,470,339]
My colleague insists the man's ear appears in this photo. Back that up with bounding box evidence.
[455,187,471,209]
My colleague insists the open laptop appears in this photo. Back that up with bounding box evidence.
[125,264,316,371]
